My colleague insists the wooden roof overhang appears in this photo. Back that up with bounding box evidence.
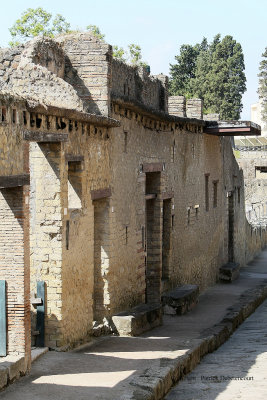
[204,121,261,136]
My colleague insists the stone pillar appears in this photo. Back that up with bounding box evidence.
[186,98,203,119]
[168,96,186,117]
[30,142,63,349]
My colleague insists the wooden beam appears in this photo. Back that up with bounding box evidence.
[162,191,174,200]
[91,187,111,201]
[23,130,68,142]
[143,162,164,173]
[145,193,157,200]
[65,154,84,163]
[0,174,30,188]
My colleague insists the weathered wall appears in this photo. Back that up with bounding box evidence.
[57,33,112,116]
[0,96,26,175]
[111,60,168,113]
[222,138,247,268]
[237,150,267,211]
[30,141,63,349]
[106,103,244,316]
[60,122,112,347]
[0,187,30,360]
[245,221,267,263]
[28,109,112,348]
[0,99,30,365]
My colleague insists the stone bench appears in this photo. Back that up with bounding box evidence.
[219,262,240,282]
[162,284,199,315]
[111,303,162,336]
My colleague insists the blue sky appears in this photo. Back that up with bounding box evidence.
[1,0,266,119]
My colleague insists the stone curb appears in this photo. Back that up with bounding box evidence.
[0,347,49,391]
[119,283,267,400]
[0,356,27,391]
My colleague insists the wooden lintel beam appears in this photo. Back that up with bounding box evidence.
[0,174,30,188]
[143,162,164,173]
[145,193,157,200]
[91,187,111,201]
[65,154,84,163]
[23,130,68,142]
[161,191,174,200]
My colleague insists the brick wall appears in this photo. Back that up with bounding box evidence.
[0,187,30,361]
[58,33,112,116]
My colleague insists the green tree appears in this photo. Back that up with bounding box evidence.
[86,25,105,41]
[9,8,148,68]
[9,7,71,46]
[258,47,267,122]
[169,34,246,120]
[113,43,148,67]
[112,45,126,62]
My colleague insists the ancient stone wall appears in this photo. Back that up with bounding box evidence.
[60,122,112,347]
[0,96,27,175]
[0,187,30,359]
[106,103,244,316]
[237,150,267,213]
[27,108,112,348]
[57,33,112,116]
[111,60,168,113]
[0,98,30,366]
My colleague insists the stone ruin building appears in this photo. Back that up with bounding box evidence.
[234,136,267,225]
[0,33,266,381]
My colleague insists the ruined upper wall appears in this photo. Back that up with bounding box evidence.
[0,38,83,111]
[56,32,112,116]
[111,59,168,113]
[0,94,27,176]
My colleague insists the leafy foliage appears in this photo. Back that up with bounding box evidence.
[258,47,267,122]
[9,8,147,68]
[113,43,148,67]
[86,25,105,41]
[169,34,246,120]
[9,7,71,46]
[112,45,126,62]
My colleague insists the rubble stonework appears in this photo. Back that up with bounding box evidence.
[0,33,266,367]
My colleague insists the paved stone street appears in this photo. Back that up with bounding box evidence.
[165,298,267,400]
[1,248,267,400]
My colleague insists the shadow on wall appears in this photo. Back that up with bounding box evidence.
[64,55,101,115]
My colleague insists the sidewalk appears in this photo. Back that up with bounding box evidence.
[1,248,267,400]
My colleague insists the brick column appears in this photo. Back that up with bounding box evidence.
[0,185,31,366]
[168,96,186,117]
[186,98,203,119]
